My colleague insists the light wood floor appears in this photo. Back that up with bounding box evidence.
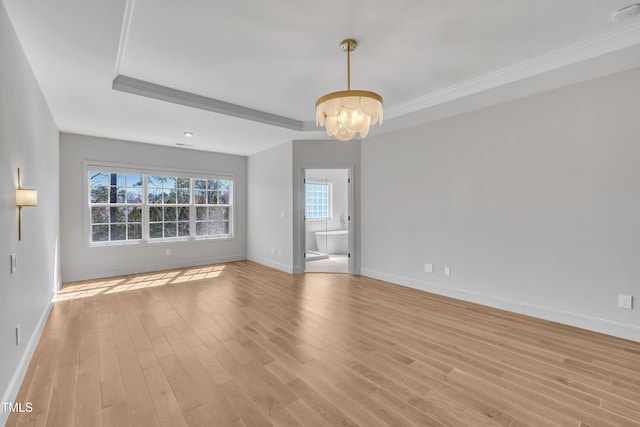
[7,261,640,426]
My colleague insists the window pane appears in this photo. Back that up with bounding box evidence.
[89,171,108,186]
[111,224,126,241]
[164,176,176,189]
[148,176,164,188]
[90,185,108,203]
[194,179,206,190]
[115,187,126,203]
[164,223,177,238]
[111,207,126,223]
[177,178,190,188]
[149,207,162,222]
[196,220,229,236]
[219,190,229,204]
[194,190,206,204]
[209,221,229,235]
[178,222,189,236]
[148,189,163,204]
[127,189,142,203]
[92,225,109,242]
[196,222,206,235]
[207,179,219,190]
[109,186,118,204]
[196,207,206,220]
[128,207,142,222]
[149,223,163,238]
[208,207,228,220]
[92,207,109,223]
[207,191,218,204]
[126,174,142,187]
[164,207,176,221]
[178,207,189,221]
[128,224,142,240]
[177,189,190,204]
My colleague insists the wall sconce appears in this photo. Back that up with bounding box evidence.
[16,168,37,241]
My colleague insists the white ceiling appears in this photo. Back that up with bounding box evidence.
[4,0,640,155]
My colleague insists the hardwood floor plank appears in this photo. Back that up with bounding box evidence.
[287,377,358,427]
[44,363,78,427]
[178,355,239,426]
[14,358,58,427]
[143,365,188,427]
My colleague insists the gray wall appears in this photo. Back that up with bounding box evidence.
[305,169,349,252]
[361,67,640,342]
[293,140,361,274]
[60,133,247,282]
[0,2,60,422]
[247,141,294,272]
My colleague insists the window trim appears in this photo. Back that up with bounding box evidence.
[305,179,333,222]
[84,160,236,247]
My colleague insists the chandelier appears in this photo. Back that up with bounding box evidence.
[316,39,383,141]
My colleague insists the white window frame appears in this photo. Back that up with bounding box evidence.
[305,180,333,222]
[85,161,235,247]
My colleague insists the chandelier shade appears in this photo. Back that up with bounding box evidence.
[316,39,383,141]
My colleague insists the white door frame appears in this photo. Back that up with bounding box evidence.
[301,166,354,274]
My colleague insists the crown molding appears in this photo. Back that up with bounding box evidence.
[113,75,307,131]
[386,21,640,119]
[114,0,135,78]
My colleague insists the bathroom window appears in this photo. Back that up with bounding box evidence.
[88,165,233,245]
[305,180,332,221]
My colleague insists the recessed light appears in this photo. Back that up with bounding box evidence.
[183,131,194,137]
[612,3,640,22]
[175,142,194,147]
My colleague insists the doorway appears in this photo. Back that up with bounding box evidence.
[303,168,351,273]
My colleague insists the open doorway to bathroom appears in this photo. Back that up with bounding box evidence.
[304,169,351,273]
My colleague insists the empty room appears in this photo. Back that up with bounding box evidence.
[2,0,640,426]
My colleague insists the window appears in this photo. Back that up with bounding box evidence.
[89,172,143,242]
[305,180,332,220]
[194,179,231,236]
[147,176,191,239]
[88,166,233,245]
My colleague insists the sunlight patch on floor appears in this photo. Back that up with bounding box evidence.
[56,264,226,301]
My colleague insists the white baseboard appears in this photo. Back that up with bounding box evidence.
[1,298,53,427]
[62,254,246,283]
[247,254,293,274]
[361,268,640,343]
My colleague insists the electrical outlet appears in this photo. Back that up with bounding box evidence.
[618,294,633,309]
[16,324,21,345]
[444,266,451,276]
[165,248,171,256]
[424,263,433,273]
[278,249,282,256]
[270,248,275,255]
[10,254,17,274]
